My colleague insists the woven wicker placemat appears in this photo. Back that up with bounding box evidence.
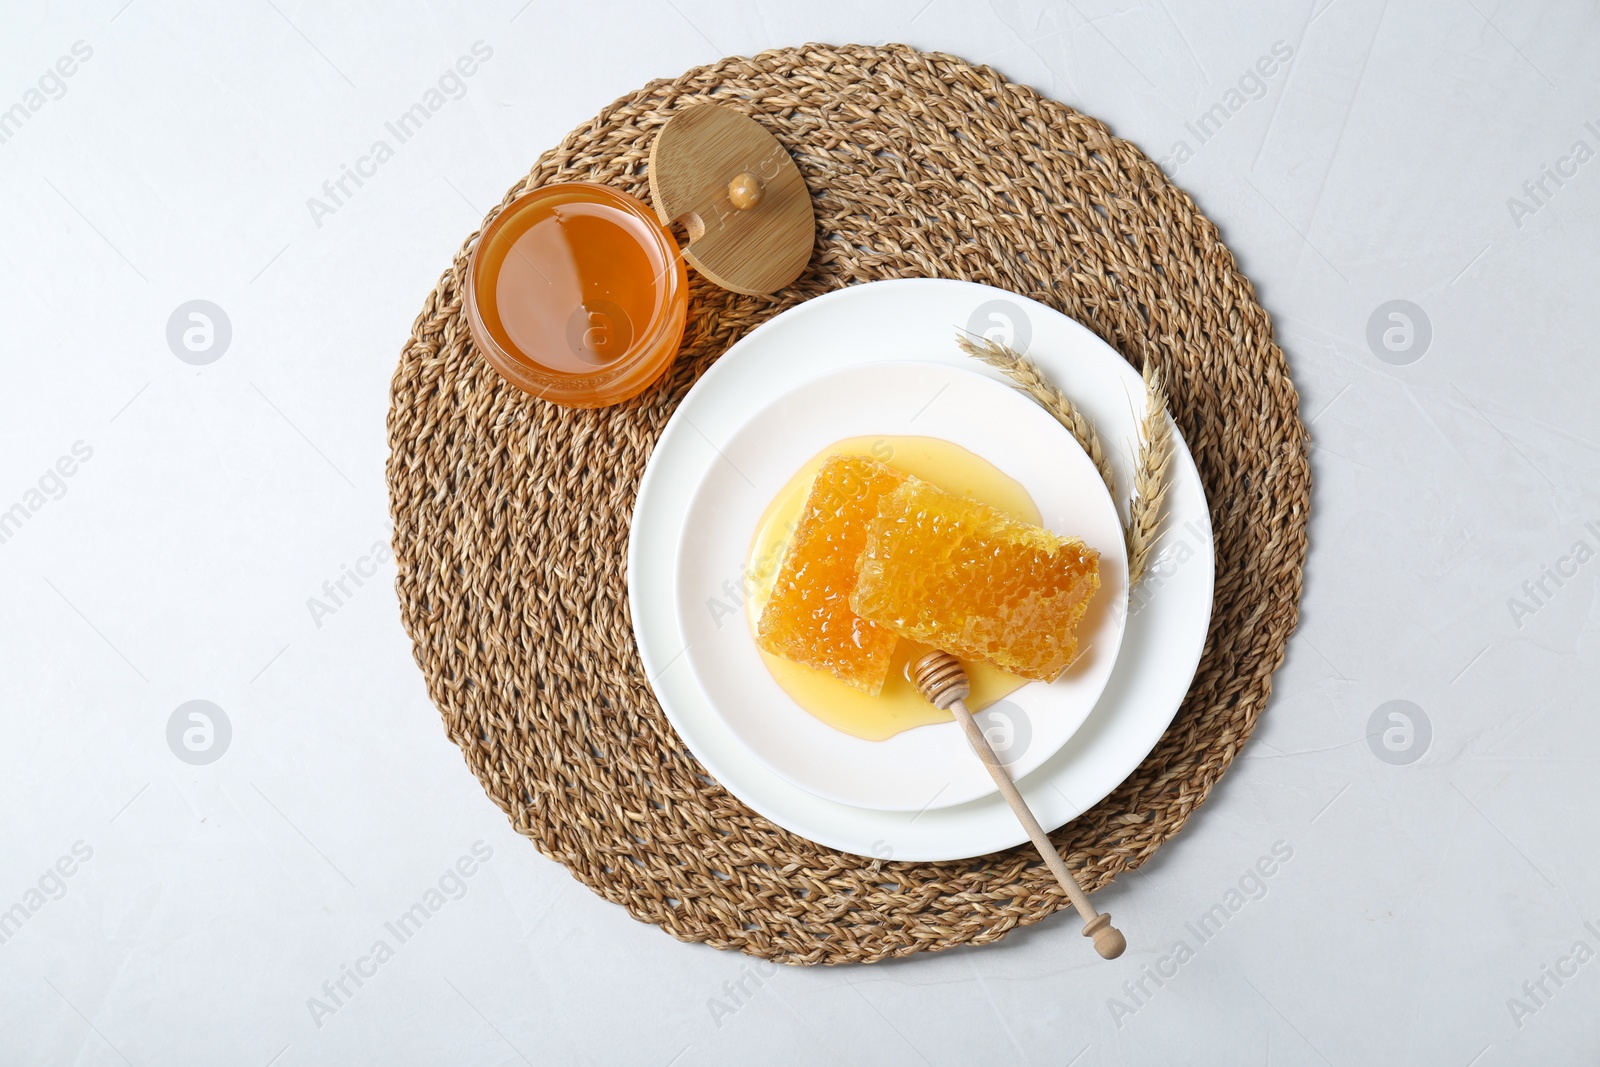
[386,43,1309,965]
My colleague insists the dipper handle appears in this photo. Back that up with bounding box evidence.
[911,650,1126,960]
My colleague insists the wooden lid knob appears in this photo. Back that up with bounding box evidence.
[728,172,763,210]
[648,104,815,296]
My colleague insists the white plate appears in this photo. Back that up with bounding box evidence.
[674,361,1128,811]
[629,279,1214,861]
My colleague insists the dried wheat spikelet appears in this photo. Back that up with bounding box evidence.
[1125,361,1174,585]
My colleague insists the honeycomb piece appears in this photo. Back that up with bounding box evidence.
[850,477,1100,682]
[756,454,907,694]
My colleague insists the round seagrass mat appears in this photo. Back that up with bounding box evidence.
[386,43,1309,964]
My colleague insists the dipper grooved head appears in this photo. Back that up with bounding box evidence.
[911,650,970,710]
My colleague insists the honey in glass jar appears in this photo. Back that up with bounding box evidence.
[465,182,687,408]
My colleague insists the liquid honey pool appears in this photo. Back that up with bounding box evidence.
[745,436,1041,741]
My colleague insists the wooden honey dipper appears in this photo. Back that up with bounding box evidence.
[911,650,1126,960]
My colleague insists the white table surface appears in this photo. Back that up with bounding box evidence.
[3,1,1596,1063]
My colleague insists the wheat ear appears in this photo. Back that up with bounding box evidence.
[954,332,1118,502]
[1125,361,1174,585]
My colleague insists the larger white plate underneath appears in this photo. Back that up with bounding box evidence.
[629,278,1213,861]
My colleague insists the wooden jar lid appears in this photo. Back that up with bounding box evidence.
[648,104,815,296]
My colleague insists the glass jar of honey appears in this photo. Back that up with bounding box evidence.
[465,182,687,408]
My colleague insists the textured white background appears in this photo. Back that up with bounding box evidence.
[2,0,1597,1063]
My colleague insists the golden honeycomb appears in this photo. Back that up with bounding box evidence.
[756,454,907,694]
[850,476,1100,682]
